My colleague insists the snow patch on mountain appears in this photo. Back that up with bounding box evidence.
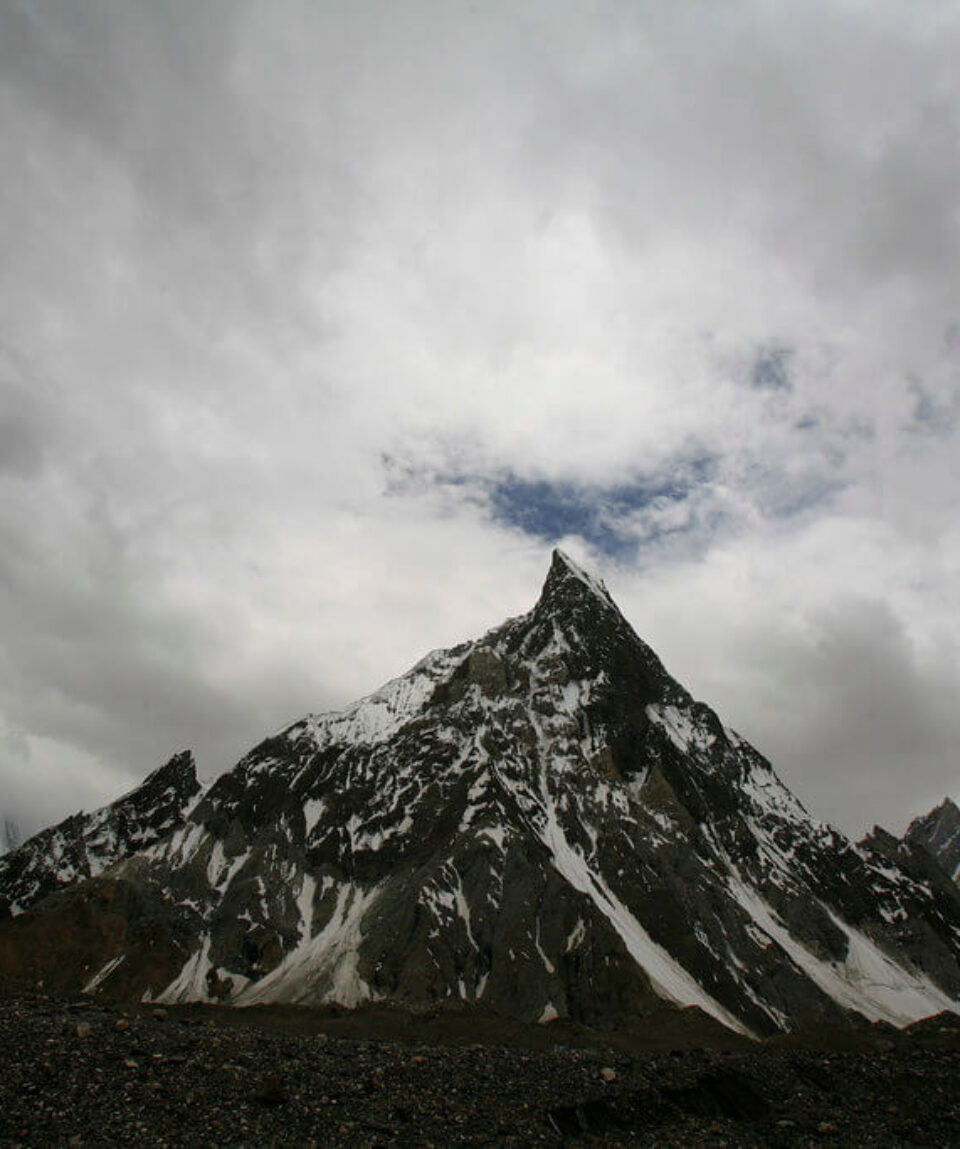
[293,646,468,752]
[646,704,716,756]
[726,874,957,1025]
[234,881,383,1008]
[157,935,217,1004]
[540,794,754,1036]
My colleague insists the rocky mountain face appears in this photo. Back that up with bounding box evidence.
[3,553,960,1037]
[905,799,960,882]
[0,751,201,917]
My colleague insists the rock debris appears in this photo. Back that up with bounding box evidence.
[3,989,960,1146]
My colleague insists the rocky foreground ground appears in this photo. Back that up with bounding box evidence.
[2,987,960,1146]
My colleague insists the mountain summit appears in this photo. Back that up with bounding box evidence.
[905,799,960,882]
[3,551,960,1035]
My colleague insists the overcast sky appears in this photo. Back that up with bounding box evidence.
[1,1,959,841]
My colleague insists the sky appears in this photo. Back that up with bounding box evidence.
[1,0,959,841]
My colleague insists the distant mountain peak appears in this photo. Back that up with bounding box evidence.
[905,797,960,882]
[0,750,202,917]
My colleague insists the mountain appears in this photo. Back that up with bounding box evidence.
[0,815,21,856]
[860,799,960,893]
[905,799,960,882]
[3,552,960,1036]
[0,751,201,916]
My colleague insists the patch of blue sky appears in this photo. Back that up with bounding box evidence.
[484,455,718,559]
[382,452,716,558]
[907,380,958,436]
[751,345,794,391]
[384,442,846,556]
[489,476,632,557]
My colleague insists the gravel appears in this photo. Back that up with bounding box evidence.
[2,989,960,1146]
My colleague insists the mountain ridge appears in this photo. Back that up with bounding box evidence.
[0,751,201,917]
[2,551,960,1038]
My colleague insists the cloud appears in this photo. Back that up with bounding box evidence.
[0,1,959,840]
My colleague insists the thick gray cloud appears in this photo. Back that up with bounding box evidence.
[1,1,959,837]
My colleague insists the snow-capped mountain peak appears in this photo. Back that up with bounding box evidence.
[3,557,960,1038]
[540,547,619,610]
